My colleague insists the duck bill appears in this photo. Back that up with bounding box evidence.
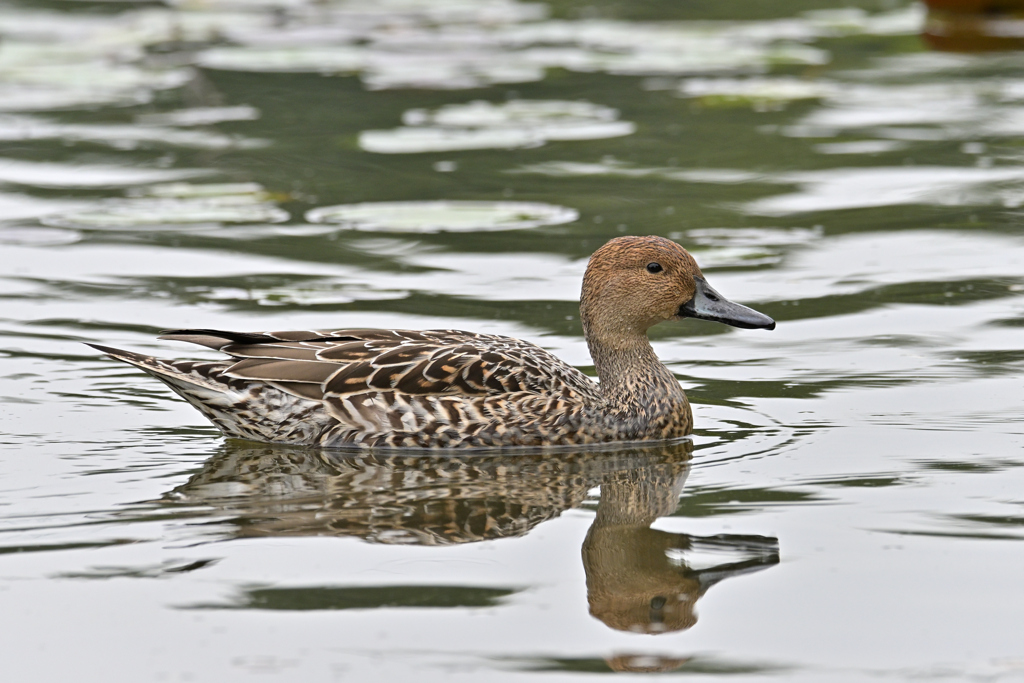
[679,277,776,330]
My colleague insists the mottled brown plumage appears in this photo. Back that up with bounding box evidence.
[88,236,775,449]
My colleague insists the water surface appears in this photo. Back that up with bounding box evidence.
[2,0,1024,680]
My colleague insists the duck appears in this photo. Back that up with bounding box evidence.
[88,235,775,449]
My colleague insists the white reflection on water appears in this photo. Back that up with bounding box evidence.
[0,192,89,224]
[783,77,1024,143]
[514,159,1024,214]
[0,225,80,246]
[0,114,268,150]
[742,165,1024,215]
[5,226,1020,317]
[0,158,207,189]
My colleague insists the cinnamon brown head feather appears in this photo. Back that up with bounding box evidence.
[581,236,704,348]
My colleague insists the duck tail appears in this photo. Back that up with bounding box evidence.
[87,343,328,445]
[86,343,230,394]
[87,342,258,440]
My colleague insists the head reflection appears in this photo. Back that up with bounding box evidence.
[583,462,779,635]
[164,440,778,636]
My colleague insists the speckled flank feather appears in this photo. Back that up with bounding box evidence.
[91,330,622,448]
[89,236,774,449]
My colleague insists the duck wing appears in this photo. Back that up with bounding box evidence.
[158,328,600,404]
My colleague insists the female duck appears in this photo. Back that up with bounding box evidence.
[90,236,774,448]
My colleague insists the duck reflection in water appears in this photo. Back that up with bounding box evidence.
[584,461,779,636]
[164,440,779,639]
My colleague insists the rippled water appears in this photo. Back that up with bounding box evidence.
[2,0,1024,680]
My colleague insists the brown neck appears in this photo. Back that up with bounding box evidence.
[582,311,685,414]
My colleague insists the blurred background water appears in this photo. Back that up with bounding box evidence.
[2,0,1024,680]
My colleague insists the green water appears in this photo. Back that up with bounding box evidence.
[2,0,1024,680]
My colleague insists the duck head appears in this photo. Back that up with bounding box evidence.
[580,236,775,347]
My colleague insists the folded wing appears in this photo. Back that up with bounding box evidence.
[159,328,600,405]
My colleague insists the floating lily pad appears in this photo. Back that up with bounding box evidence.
[305,200,578,232]
[196,47,366,74]
[364,54,545,90]
[0,26,194,111]
[403,100,621,128]
[43,183,288,230]
[360,100,635,153]
[679,77,836,109]
[182,4,920,91]
[135,106,260,127]
[532,42,829,77]
[134,182,270,199]
[0,84,147,113]
[360,127,542,154]
[0,1,922,117]
[510,159,763,184]
[814,140,908,155]
[682,226,823,248]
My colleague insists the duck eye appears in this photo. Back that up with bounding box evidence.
[646,262,663,274]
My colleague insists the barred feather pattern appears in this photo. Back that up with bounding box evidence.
[92,327,692,448]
